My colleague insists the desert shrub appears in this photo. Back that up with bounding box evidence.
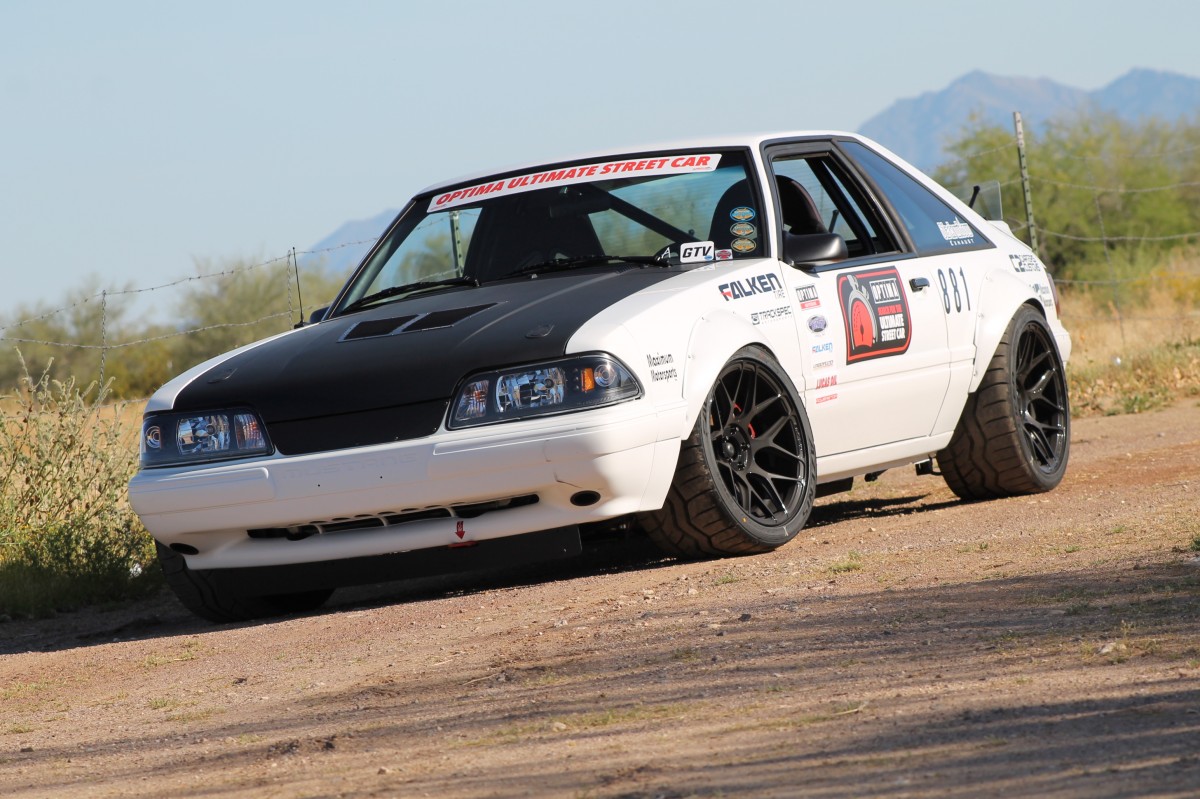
[0,353,157,618]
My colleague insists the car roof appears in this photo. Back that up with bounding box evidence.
[418,130,874,195]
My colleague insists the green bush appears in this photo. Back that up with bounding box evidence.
[934,113,1200,281]
[0,353,157,618]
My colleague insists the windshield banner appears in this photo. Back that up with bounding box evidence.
[428,154,722,211]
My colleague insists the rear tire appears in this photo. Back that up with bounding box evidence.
[937,305,1070,499]
[156,542,333,623]
[640,347,816,557]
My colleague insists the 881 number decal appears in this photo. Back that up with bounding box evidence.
[937,267,971,314]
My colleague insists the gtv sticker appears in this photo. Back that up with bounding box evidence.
[680,241,716,263]
[837,267,912,363]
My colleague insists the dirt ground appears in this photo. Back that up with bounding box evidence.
[2,402,1199,799]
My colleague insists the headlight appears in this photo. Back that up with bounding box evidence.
[449,354,642,429]
[140,409,272,468]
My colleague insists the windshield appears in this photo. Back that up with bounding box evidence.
[334,149,763,313]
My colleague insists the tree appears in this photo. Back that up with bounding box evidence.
[934,113,1200,282]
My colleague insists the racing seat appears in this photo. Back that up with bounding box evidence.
[776,175,848,265]
[474,189,602,278]
[775,176,828,235]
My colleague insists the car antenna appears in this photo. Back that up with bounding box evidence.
[291,247,307,328]
[967,184,981,210]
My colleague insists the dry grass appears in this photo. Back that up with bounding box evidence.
[1059,251,1200,416]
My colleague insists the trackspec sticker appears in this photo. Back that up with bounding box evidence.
[680,241,715,264]
[751,306,793,325]
[719,272,784,301]
[936,218,976,247]
[838,266,912,363]
[730,222,757,238]
[730,206,756,222]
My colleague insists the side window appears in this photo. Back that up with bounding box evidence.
[770,154,891,259]
[840,141,990,255]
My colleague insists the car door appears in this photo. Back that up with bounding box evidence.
[764,142,951,458]
[835,139,1000,436]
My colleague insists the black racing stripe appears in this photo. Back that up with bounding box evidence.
[173,267,680,434]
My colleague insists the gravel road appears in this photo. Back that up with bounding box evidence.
[3,402,1199,798]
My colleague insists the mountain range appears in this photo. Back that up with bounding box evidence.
[859,67,1200,170]
[306,68,1200,274]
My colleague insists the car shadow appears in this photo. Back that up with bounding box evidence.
[1,492,969,654]
[808,492,961,527]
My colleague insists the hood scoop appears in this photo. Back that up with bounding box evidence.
[340,303,496,341]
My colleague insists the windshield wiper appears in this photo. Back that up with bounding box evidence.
[340,276,480,314]
[509,254,670,278]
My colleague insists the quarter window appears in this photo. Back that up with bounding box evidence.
[840,141,990,255]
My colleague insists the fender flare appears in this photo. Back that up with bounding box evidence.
[680,311,784,432]
[969,268,1048,393]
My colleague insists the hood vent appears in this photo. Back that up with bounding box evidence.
[341,303,496,341]
[341,315,417,340]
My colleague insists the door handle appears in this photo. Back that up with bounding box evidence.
[909,277,930,291]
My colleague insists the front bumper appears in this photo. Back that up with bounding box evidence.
[129,401,685,571]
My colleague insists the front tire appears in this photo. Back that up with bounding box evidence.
[937,304,1070,499]
[640,347,816,557]
[156,542,334,623]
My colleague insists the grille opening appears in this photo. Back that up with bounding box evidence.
[246,494,538,540]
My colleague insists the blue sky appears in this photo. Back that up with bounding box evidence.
[3,0,1198,314]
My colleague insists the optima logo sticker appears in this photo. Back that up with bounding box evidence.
[719,272,784,301]
[837,266,912,363]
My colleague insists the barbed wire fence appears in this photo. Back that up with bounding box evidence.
[3,118,1199,405]
[0,238,380,404]
[937,111,1200,361]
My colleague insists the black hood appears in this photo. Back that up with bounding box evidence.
[174,268,677,426]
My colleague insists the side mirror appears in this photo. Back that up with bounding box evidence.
[307,306,330,324]
[783,232,848,268]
